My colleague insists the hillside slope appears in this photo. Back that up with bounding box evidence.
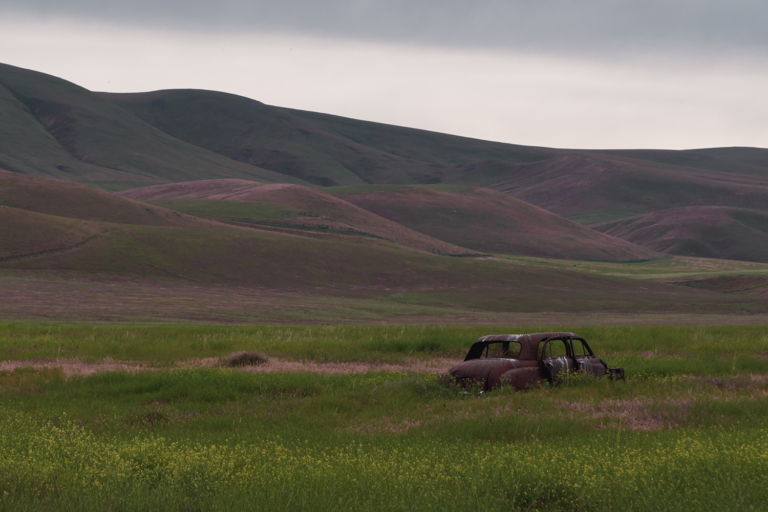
[102,87,768,200]
[3,61,768,257]
[0,170,227,229]
[101,90,425,186]
[489,153,768,224]
[328,185,658,261]
[118,180,478,255]
[1,214,744,317]
[591,207,768,263]
[0,64,308,190]
[0,206,104,259]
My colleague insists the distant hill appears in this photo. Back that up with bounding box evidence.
[118,180,479,256]
[4,62,768,265]
[328,185,658,261]
[103,88,768,229]
[488,153,768,224]
[100,89,555,187]
[0,64,309,190]
[591,207,768,263]
[2,152,768,319]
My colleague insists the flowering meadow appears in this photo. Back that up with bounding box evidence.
[0,324,767,510]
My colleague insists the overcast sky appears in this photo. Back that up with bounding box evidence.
[1,1,766,149]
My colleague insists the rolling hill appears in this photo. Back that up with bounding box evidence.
[101,87,768,221]
[591,207,768,263]
[327,185,658,261]
[1,159,768,321]
[488,153,768,224]
[0,170,228,228]
[3,62,767,225]
[0,206,104,260]
[118,180,478,256]
[3,60,768,272]
[0,63,309,190]
[2,205,757,318]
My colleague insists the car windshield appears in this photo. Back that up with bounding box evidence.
[480,342,521,359]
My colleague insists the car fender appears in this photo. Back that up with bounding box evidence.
[499,366,545,391]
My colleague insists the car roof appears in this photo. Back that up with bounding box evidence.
[474,332,582,345]
[465,332,583,361]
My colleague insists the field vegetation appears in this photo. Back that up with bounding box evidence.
[0,324,767,510]
[325,185,657,260]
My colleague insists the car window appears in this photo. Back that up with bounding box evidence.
[481,342,521,359]
[541,339,568,359]
[572,339,592,357]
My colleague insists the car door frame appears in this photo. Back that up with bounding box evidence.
[539,336,575,383]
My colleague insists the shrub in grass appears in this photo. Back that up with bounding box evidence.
[221,351,268,367]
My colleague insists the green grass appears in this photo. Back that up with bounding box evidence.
[1,324,768,509]
[3,324,768,373]
[324,184,472,195]
[17,223,760,316]
[1,359,768,510]
[495,253,768,280]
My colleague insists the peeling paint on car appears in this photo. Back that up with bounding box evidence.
[444,332,621,392]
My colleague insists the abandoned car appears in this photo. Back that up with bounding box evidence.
[446,332,624,391]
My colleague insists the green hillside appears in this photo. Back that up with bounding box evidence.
[0,206,103,260]
[2,216,760,317]
[102,87,768,228]
[0,64,309,190]
[2,170,768,322]
[4,62,768,269]
[591,207,768,263]
[489,153,768,224]
[0,170,223,228]
[328,185,658,261]
[119,180,478,255]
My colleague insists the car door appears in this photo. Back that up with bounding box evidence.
[571,338,606,376]
[539,338,574,382]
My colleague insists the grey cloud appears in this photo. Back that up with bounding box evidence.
[3,0,768,58]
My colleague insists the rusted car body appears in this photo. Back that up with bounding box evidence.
[447,332,622,392]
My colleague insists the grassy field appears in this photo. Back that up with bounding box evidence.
[145,199,308,222]
[2,323,768,369]
[1,324,768,510]
[496,253,768,279]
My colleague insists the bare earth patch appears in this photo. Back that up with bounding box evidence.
[0,357,461,378]
[563,399,691,431]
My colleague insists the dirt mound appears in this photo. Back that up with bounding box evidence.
[332,186,658,261]
[221,351,268,367]
[591,206,768,263]
[119,181,478,255]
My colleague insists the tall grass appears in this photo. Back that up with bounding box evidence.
[2,323,768,376]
